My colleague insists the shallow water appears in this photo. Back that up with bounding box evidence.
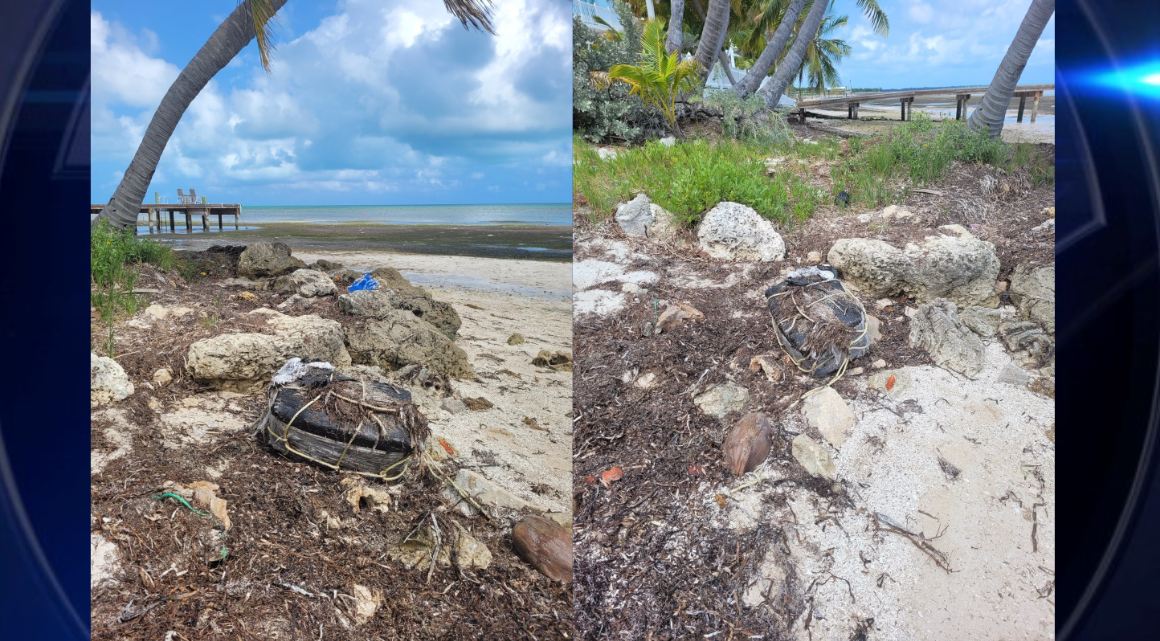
[239,203,570,226]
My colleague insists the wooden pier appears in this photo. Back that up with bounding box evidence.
[90,203,242,233]
[795,83,1054,123]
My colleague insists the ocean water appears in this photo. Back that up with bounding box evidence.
[240,203,571,226]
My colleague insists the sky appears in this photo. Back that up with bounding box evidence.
[91,0,572,206]
[829,0,1055,89]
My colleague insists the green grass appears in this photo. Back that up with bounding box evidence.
[574,135,833,229]
[91,220,176,354]
[575,115,1054,228]
[831,114,1055,208]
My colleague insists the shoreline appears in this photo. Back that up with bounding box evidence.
[144,222,574,262]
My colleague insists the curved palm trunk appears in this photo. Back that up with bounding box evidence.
[645,0,657,19]
[665,0,685,54]
[968,0,1055,138]
[693,0,730,85]
[96,0,289,229]
[735,0,807,100]
[756,0,827,108]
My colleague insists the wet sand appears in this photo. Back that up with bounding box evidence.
[145,222,573,262]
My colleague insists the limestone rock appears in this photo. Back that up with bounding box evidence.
[91,353,134,405]
[369,267,428,298]
[615,194,654,237]
[395,295,462,340]
[908,300,985,379]
[801,388,855,448]
[186,310,351,392]
[865,314,882,345]
[441,397,467,414]
[697,202,786,262]
[237,242,304,279]
[959,306,1005,338]
[344,310,472,379]
[694,382,749,419]
[1009,263,1055,334]
[153,368,172,387]
[792,434,836,480]
[507,333,525,345]
[441,469,531,516]
[999,321,1055,370]
[827,233,1000,307]
[273,269,337,298]
[338,289,398,318]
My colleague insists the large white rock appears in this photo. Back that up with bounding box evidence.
[693,382,749,418]
[343,310,473,379]
[801,388,855,448]
[91,353,134,405]
[1009,262,1055,334]
[274,268,337,298]
[614,194,654,237]
[828,232,1001,307]
[697,202,786,262]
[186,309,351,392]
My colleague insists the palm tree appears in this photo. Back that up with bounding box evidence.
[609,19,702,135]
[665,0,686,54]
[788,4,850,98]
[755,0,826,107]
[692,0,731,85]
[968,0,1055,138]
[95,0,496,230]
[739,0,885,103]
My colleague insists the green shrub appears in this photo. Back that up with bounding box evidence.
[703,90,793,146]
[574,137,826,228]
[573,2,666,143]
[91,220,175,327]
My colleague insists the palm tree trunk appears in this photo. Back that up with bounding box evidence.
[645,0,657,19]
[967,0,1055,138]
[693,0,730,85]
[735,0,807,99]
[688,0,735,86]
[96,0,289,230]
[665,0,685,54]
[756,0,827,108]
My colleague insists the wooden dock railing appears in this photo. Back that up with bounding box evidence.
[794,83,1054,123]
[90,203,243,233]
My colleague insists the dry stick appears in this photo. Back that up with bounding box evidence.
[332,392,402,414]
[873,513,952,573]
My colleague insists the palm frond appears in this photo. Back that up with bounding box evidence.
[855,0,889,37]
[444,0,496,35]
[242,0,280,74]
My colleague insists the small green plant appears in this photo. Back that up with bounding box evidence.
[198,312,219,331]
[703,90,792,145]
[574,136,826,228]
[608,19,700,136]
[91,220,176,347]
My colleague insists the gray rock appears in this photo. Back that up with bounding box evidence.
[801,388,855,448]
[693,382,749,418]
[186,309,351,392]
[153,368,172,387]
[91,353,134,405]
[959,306,1004,338]
[865,314,882,345]
[614,194,655,237]
[328,268,360,288]
[658,136,676,147]
[999,321,1055,369]
[1009,263,1055,334]
[697,202,786,262]
[273,269,337,298]
[908,300,986,379]
[395,296,462,340]
[807,251,823,263]
[441,397,467,414]
[338,289,398,318]
[792,434,837,480]
[507,333,525,345]
[369,267,427,298]
[998,363,1031,386]
[440,469,531,517]
[344,310,473,379]
[237,242,305,279]
[309,259,344,272]
[868,368,912,396]
[827,233,1001,307]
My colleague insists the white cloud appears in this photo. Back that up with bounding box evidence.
[908,2,934,25]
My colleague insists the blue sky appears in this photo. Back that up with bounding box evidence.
[828,0,1055,89]
[91,0,571,206]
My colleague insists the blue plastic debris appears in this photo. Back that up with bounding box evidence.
[348,273,380,292]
